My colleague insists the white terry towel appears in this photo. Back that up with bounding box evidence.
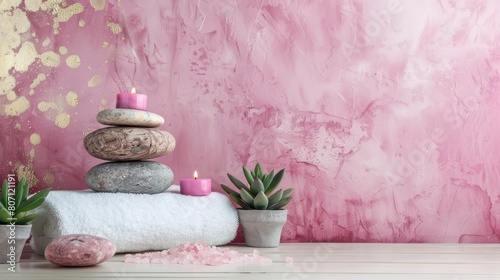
[30,186,238,255]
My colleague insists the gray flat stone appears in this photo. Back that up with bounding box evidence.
[84,127,176,161]
[86,161,174,194]
[97,109,164,127]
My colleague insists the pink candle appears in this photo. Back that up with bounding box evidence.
[180,171,212,196]
[116,87,147,110]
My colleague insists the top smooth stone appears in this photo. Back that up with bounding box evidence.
[97,109,165,128]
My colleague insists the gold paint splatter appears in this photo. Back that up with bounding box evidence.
[40,51,61,67]
[0,42,13,77]
[12,8,30,33]
[25,0,43,12]
[87,75,103,87]
[65,54,80,68]
[101,98,108,105]
[15,163,39,188]
[90,0,106,11]
[15,123,21,130]
[66,91,79,106]
[55,112,71,128]
[4,96,30,116]
[79,19,85,27]
[29,148,35,159]
[6,91,16,101]
[56,3,84,22]
[0,76,16,95]
[59,46,67,54]
[107,22,122,34]
[42,37,51,47]
[102,41,108,47]
[30,133,41,145]
[37,101,60,112]
[43,173,55,185]
[14,42,38,72]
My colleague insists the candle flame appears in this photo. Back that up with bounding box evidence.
[131,87,136,94]
[193,171,198,180]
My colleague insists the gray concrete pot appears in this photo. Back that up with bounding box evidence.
[237,209,288,248]
[0,224,32,263]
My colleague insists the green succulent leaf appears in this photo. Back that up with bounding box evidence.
[268,189,283,206]
[21,179,29,201]
[15,188,50,215]
[1,179,8,208]
[229,193,252,210]
[250,178,265,197]
[254,163,263,179]
[282,188,294,199]
[253,191,269,210]
[13,214,37,225]
[240,188,255,205]
[242,166,254,186]
[220,184,240,197]
[264,169,285,196]
[15,178,26,209]
[227,173,251,193]
[268,196,292,210]
[0,208,13,223]
[263,169,275,190]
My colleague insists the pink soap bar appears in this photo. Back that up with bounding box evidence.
[44,234,116,267]
[116,93,147,110]
[180,178,211,196]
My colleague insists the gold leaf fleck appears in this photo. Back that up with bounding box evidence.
[87,75,103,87]
[65,54,81,68]
[40,51,61,67]
[59,46,68,54]
[55,112,71,128]
[24,0,43,12]
[79,19,85,27]
[66,91,79,106]
[90,0,106,11]
[4,96,30,116]
[107,22,122,34]
[30,133,41,145]
[56,3,84,22]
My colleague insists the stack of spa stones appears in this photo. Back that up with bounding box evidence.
[83,109,176,194]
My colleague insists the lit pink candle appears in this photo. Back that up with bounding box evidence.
[116,87,147,110]
[180,171,212,196]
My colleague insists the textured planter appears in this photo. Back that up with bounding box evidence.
[237,209,288,248]
[0,224,32,263]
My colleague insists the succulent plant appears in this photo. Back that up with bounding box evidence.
[0,177,50,225]
[221,163,293,210]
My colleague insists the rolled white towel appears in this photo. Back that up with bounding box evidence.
[30,186,238,255]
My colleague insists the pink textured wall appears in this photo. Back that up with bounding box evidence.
[2,0,500,243]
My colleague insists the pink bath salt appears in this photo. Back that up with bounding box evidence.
[124,242,272,266]
[286,257,294,264]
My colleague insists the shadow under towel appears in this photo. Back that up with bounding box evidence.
[30,186,238,255]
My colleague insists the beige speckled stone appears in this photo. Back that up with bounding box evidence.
[97,109,164,127]
[84,127,175,161]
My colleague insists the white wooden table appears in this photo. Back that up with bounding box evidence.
[2,243,500,279]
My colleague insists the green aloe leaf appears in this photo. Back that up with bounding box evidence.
[227,173,251,193]
[242,166,254,186]
[263,169,275,190]
[253,191,269,210]
[220,184,239,197]
[1,180,8,208]
[13,214,37,225]
[240,188,255,205]
[264,169,285,196]
[268,189,283,206]
[250,178,265,196]
[15,178,26,209]
[268,196,292,210]
[229,193,252,210]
